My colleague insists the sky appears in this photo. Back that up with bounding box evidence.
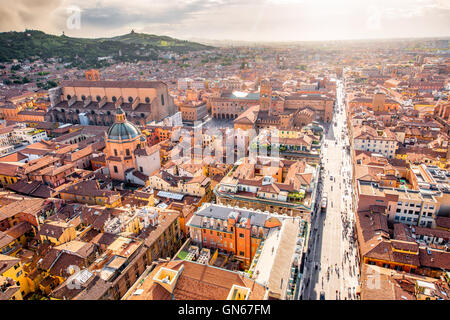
[0,0,450,42]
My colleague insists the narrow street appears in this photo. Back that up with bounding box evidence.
[301,79,360,300]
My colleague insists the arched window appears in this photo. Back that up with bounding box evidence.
[128,96,133,103]
[76,109,79,114]
[112,96,117,102]
[161,94,164,105]
[141,113,145,118]
[107,111,111,115]
[96,95,101,102]
[81,95,86,101]
[145,97,150,103]
[91,110,95,115]
[66,94,71,100]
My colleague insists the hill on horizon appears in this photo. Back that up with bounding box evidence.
[0,30,213,69]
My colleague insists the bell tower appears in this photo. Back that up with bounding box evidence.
[260,79,272,112]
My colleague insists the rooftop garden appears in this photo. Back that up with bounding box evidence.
[288,190,306,203]
[177,250,188,260]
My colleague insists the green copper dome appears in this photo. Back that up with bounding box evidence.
[107,107,141,141]
[107,122,141,140]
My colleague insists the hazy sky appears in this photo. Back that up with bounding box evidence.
[1,0,450,41]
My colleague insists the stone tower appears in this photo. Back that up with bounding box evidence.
[260,79,272,112]
[372,91,386,112]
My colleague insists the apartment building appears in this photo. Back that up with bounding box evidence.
[357,180,442,228]
[353,125,398,159]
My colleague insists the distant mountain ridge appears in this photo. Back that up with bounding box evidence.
[0,30,213,68]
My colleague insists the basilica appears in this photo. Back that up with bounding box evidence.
[105,107,161,186]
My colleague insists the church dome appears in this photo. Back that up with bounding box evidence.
[107,107,141,140]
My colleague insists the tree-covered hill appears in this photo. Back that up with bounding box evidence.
[0,30,213,68]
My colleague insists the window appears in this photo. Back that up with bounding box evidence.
[145,97,150,103]
[126,149,130,156]
[114,149,118,157]
[239,233,244,238]
[139,166,143,172]
[113,166,118,173]
[239,251,244,256]
[81,95,86,101]
[128,96,133,103]
[112,96,117,102]
[67,94,71,100]
[161,94,164,105]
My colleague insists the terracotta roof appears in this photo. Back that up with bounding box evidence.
[91,232,118,247]
[132,170,148,182]
[38,221,70,239]
[0,163,20,176]
[4,221,32,240]
[259,183,280,194]
[72,275,112,300]
[6,180,54,198]
[0,198,45,222]
[418,247,450,269]
[40,249,85,277]
[0,231,15,249]
[0,254,20,274]
[0,152,28,162]
[436,216,450,230]
[129,260,267,300]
